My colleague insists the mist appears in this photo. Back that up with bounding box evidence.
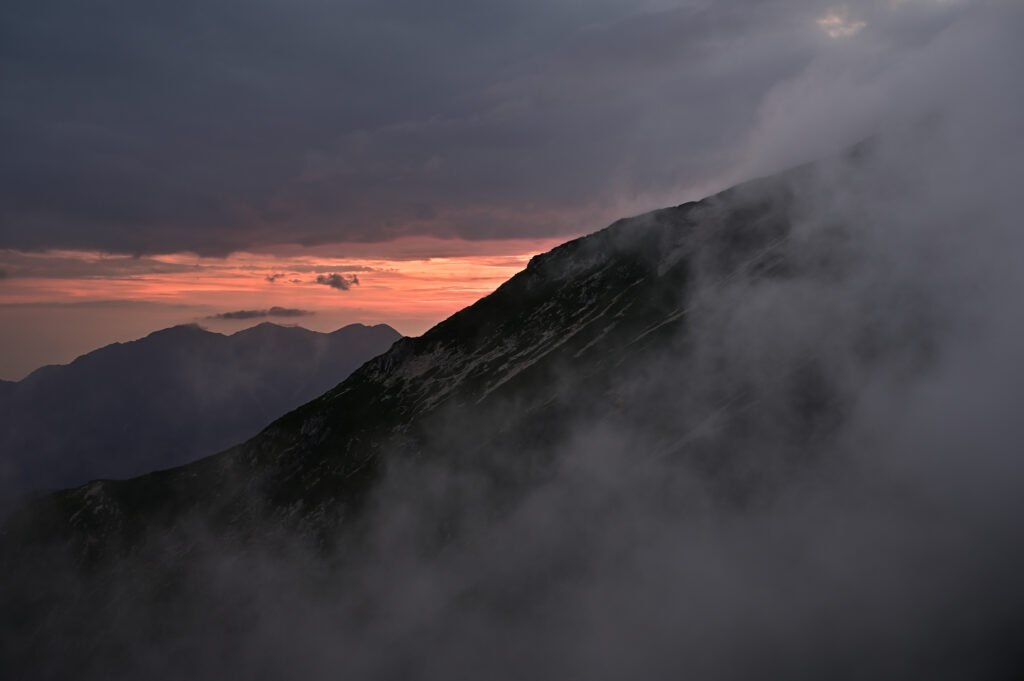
[4,2,1024,679]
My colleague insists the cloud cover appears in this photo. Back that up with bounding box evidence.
[4,1,1024,678]
[207,306,313,320]
[315,273,360,290]
[0,0,997,256]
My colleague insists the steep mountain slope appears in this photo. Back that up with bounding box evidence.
[4,146,1024,680]
[0,322,401,498]
[2,165,810,556]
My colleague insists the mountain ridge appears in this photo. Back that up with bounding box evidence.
[1,162,809,559]
[4,143,1024,680]
[0,322,402,499]
[15,321,393,383]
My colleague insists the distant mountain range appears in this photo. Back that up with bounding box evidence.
[0,322,400,499]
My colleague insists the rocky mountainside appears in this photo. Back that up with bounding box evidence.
[5,147,1022,680]
[2,164,811,556]
[0,322,401,499]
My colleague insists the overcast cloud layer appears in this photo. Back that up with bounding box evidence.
[0,0,999,256]
[5,1,1023,674]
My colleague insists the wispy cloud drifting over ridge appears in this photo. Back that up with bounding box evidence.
[206,307,314,320]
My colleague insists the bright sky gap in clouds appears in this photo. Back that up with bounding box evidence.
[0,237,565,379]
[0,0,1012,378]
[816,6,867,38]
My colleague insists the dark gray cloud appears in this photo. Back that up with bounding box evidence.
[208,307,313,320]
[267,306,314,317]
[264,273,286,283]
[316,273,359,291]
[0,250,197,278]
[0,0,985,256]
[209,310,264,320]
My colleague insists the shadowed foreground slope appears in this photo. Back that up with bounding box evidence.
[3,143,1024,680]
[3,168,800,554]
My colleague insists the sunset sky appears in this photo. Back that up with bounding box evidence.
[0,0,992,379]
[0,236,567,378]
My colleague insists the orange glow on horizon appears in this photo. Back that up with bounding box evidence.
[0,236,573,336]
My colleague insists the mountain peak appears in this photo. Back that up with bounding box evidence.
[145,323,212,339]
[230,321,304,338]
[0,320,403,495]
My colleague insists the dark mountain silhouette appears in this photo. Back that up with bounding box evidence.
[0,322,400,499]
[2,160,831,552]
[3,148,1022,680]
